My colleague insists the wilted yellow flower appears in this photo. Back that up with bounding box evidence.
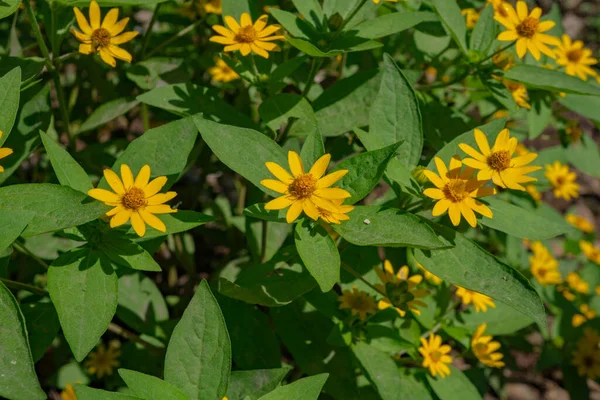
[495,1,559,60]
[488,0,510,18]
[572,328,600,380]
[61,383,77,400]
[471,323,505,368]
[418,264,442,285]
[545,161,579,201]
[573,304,595,328]
[581,241,600,264]
[85,341,120,378]
[373,0,398,3]
[525,185,542,203]
[456,286,495,312]
[70,1,138,67]
[261,152,352,224]
[558,285,576,301]
[529,241,562,286]
[567,272,590,294]
[338,287,377,320]
[210,13,284,58]
[198,0,221,15]
[419,334,452,378]
[0,131,13,172]
[375,261,428,317]
[555,35,598,81]
[317,198,354,225]
[462,8,480,29]
[566,214,594,233]
[88,164,177,237]
[504,80,531,109]
[208,58,239,82]
[565,120,583,142]
[423,156,495,227]
[493,49,515,71]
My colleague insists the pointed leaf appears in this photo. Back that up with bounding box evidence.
[257,374,329,400]
[100,234,162,272]
[0,67,21,143]
[227,368,291,400]
[431,0,468,55]
[426,366,481,400]
[355,12,438,39]
[21,302,61,363]
[40,131,93,193]
[74,385,142,400]
[295,220,340,292]
[78,98,140,134]
[119,369,189,400]
[503,65,600,96]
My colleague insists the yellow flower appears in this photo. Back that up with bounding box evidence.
[529,241,562,286]
[316,198,354,225]
[558,285,576,301]
[208,58,239,82]
[566,272,589,294]
[338,287,377,320]
[555,35,599,81]
[70,1,138,67]
[495,1,559,60]
[544,161,579,201]
[88,164,177,237]
[566,214,594,233]
[61,383,77,400]
[418,264,442,286]
[565,120,583,142]
[462,8,480,29]
[456,286,496,312]
[471,323,505,368]
[596,286,600,296]
[373,0,398,3]
[375,260,428,317]
[572,328,600,380]
[504,80,531,109]
[514,144,529,156]
[580,241,600,265]
[198,0,221,15]
[525,185,542,203]
[261,152,352,224]
[419,334,452,378]
[573,304,595,328]
[423,156,495,228]
[492,49,515,71]
[210,13,284,58]
[0,130,13,172]
[85,341,120,378]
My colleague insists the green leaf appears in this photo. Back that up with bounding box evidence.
[480,75,517,112]
[413,222,547,334]
[470,5,495,53]
[164,280,231,400]
[527,95,552,139]
[129,211,214,240]
[0,282,46,400]
[74,385,142,400]
[194,116,287,197]
[57,0,168,5]
[431,0,468,55]
[332,206,448,249]
[457,299,533,336]
[21,302,61,363]
[369,54,423,168]
[426,366,481,400]
[354,12,438,39]
[503,65,600,96]
[256,374,329,400]
[295,220,340,292]
[559,94,600,123]
[0,211,34,253]
[270,9,318,41]
[0,0,19,19]
[291,0,325,30]
[48,248,118,361]
[0,57,44,82]
[243,204,287,223]
[40,131,93,193]
[334,142,402,204]
[119,369,189,400]
[221,0,258,19]
[100,233,162,272]
[0,67,21,143]
[126,58,190,91]
[227,368,291,400]
[566,134,600,178]
[78,98,140,135]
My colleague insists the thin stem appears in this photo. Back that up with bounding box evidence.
[55,52,78,64]
[140,3,163,60]
[23,0,52,62]
[141,103,150,132]
[417,68,472,90]
[338,0,369,32]
[260,220,268,263]
[108,323,164,354]
[341,262,387,298]
[0,278,47,296]
[145,19,204,59]
[477,41,516,66]
[13,242,49,270]
[301,58,322,98]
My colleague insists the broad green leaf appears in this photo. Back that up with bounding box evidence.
[426,366,481,400]
[243,204,287,223]
[270,9,318,41]
[295,220,340,292]
[566,134,600,178]
[257,374,329,400]
[354,12,438,39]
[100,234,162,272]
[221,0,258,19]
[291,0,325,30]
[480,197,571,240]
[74,385,142,400]
[48,248,118,361]
[22,301,61,362]
[369,54,422,168]
[194,116,287,197]
[57,0,168,5]
[285,35,383,58]
[503,65,600,96]
[0,282,46,400]
[0,57,44,82]
[527,95,552,139]
[164,280,231,400]
[480,75,517,112]
[78,98,140,134]
[469,5,495,53]
[457,299,533,335]
[332,206,447,249]
[559,94,600,123]
[431,0,468,55]
[126,58,189,91]
[119,369,189,400]
[334,142,402,204]
[40,131,93,193]
[0,0,19,19]
[0,211,34,253]
[413,221,547,334]
[227,368,291,400]
[0,67,21,143]
[129,211,215,240]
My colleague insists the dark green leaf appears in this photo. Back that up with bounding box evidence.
[243,204,287,223]
[78,98,140,134]
[40,131,93,193]
[354,12,438,39]
[431,0,468,55]
[270,9,317,40]
[291,0,325,30]
[503,65,600,96]
[426,366,481,400]
[0,67,21,143]
[295,220,340,292]
[221,0,258,19]
[527,95,553,139]
[0,0,19,19]
[21,302,61,363]
[0,57,44,82]
[566,134,600,178]
[130,211,215,240]
[559,94,600,123]
[0,211,34,253]
[226,368,291,400]
[119,369,188,400]
[256,374,329,400]
[126,58,189,91]
[470,5,495,53]
[100,234,162,272]
[74,385,142,400]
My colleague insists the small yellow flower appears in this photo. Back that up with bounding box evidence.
[198,0,221,15]
[573,304,595,328]
[261,152,352,224]
[495,1,560,60]
[88,164,177,237]
[525,185,542,203]
[565,120,583,142]
[85,341,120,378]
[566,214,594,233]
[418,264,442,286]
[210,13,284,58]
[514,144,529,156]
[555,35,599,81]
[419,334,452,378]
[462,8,480,29]
[423,156,495,228]
[566,272,589,294]
[544,161,579,201]
[61,383,77,400]
[504,80,531,109]
[70,1,139,67]
[471,323,505,368]
[580,241,600,265]
[572,328,600,380]
[456,286,496,312]
[488,0,510,18]
[558,285,576,301]
[373,0,398,3]
[0,130,13,172]
[208,58,239,82]
[316,198,354,225]
[493,49,516,71]
[338,287,377,320]
[529,241,562,285]
[460,129,541,191]
[375,261,428,317]
[596,286,600,296]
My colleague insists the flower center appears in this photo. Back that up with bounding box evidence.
[121,187,147,210]
[567,49,583,63]
[487,150,511,171]
[443,179,468,202]
[430,350,442,362]
[91,28,112,49]
[556,176,566,186]
[235,25,257,43]
[386,281,414,311]
[288,174,316,199]
[516,17,538,38]
[475,342,489,353]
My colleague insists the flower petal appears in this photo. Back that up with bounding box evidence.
[111,31,139,45]
[109,18,130,36]
[120,164,134,189]
[308,154,331,179]
[260,179,288,193]
[88,188,120,204]
[89,0,101,30]
[286,201,303,223]
[317,170,347,188]
[474,129,491,155]
[143,176,168,197]
[266,162,293,183]
[104,168,125,194]
[134,165,151,187]
[110,209,132,227]
[74,7,93,35]
[101,8,119,30]
[265,195,293,210]
[288,151,304,177]
[130,212,146,237]
[139,209,166,233]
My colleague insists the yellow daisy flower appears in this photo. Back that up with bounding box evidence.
[504,80,531,109]
[572,328,600,380]
[88,164,177,237]
[558,285,576,301]
[492,49,515,71]
[544,161,579,201]
[580,240,600,265]
[555,35,599,81]
[566,272,589,294]
[514,144,529,156]
[373,0,398,3]
[566,214,594,233]
[209,13,284,58]
[460,128,541,190]
[529,241,562,286]
[525,185,542,203]
[456,286,495,312]
[495,1,559,60]
[565,120,583,142]
[488,0,510,19]
[419,334,452,378]
[338,287,377,321]
[85,341,120,378]
[418,263,443,286]
[70,0,139,67]
[261,152,351,224]
[198,0,222,15]
[374,260,428,317]
[60,383,77,400]
[208,58,239,82]
[0,130,13,172]
[316,198,354,225]
[423,156,495,228]
[573,304,595,328]
[462,8,480,29]
[471,323,505,368]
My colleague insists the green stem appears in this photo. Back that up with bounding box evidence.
[0,278,47,296]
[141,103,150,132]
[418,68,472,90]
[140,3,163,60]
[477,41,516,66]
[341,262,387,298]
[338,0,369,32]
[14,242,49,270]
[260,220,268,263]
[55,52,78,64]
[145,19,204,59]
[301,58,322,98]
[108,323,164,354]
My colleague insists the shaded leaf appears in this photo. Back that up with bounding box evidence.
[78,98,140,134]
[426,366,481,400]
[295,219,340,292]
[503,65,600,96]
[354,12,438,39]
[119,369,188,400]
[431,0,468,55]
[257,374,329,400]
[21,302,61,363]
[0,67,21,143]
[226,368,291,400]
